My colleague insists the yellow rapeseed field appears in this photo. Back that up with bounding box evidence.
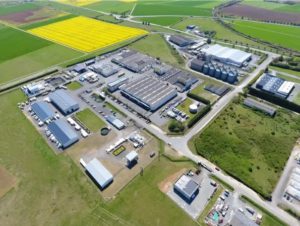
[57,0,99,6]
[29,16,148,52]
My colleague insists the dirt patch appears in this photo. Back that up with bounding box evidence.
[0,166,17,198]
[158,168,187,193]
[221,3,300,24]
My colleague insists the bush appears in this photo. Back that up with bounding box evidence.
[168,120,185,133]
[187,92,210,105]
[187,105,211,128]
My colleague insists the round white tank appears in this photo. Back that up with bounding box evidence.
[189,104,198,114]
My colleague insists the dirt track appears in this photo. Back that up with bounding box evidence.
[221,3,300,24]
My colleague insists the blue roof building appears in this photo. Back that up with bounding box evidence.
[48,119,79,149]
[49,90,79,115]
[31,101,55,122]
[105,115,125,130]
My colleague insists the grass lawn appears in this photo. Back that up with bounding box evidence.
[0,89,198,226]
[129,33,182,66]
[177,97,195,123]
[293,92,300,106]
[190,81,219,104]
[270,66,300,78]
[0,44,82,85]
[86,0,135,14]
[172,18,267,49]
[276,73,300,84]
[132,0,223,16]
[75,108,106,132]
[135,17,183,26]
[191,102,300,197]
[243,0,300,13]
[66,81,82,91]
[230,20,300,52]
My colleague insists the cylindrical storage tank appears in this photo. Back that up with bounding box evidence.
[189,104,198,114]
[203,64,209,75]
[215,67,221,79]
[227,71,237,84]
[221,70,228,81]
[209,64,215,77]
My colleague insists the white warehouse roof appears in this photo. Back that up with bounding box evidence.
[277,81,295,95]
[202,44,252,66]
[85,158,113,189]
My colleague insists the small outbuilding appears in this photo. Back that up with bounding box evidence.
[85,158,113,189]
[105,115,125,130]
[126,151,138,167]
[174,174,199,203]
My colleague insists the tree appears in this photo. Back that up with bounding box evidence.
[168,120,185,133]
[207,38,212,44]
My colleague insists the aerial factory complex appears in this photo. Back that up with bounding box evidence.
[1,1,300,226]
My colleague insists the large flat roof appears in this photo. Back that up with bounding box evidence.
[174,175,199,198]
[85,158,113,188]
[31,101,55,122]
[49,89,78,113]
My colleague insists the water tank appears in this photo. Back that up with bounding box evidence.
[203,64,209,75]
[209,64,215,77]
[189,104,198,114]
[215,67,221,79]
[221,70,228,81]
[227,71,237,84]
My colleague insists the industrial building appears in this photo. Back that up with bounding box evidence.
[120,76,177,111]
[48,119,79,149]
[112,50,155,73]
[190,59,238,84]
[105,115,125,130]
[73,63,87,74]
[49,89,79,115]
[201,44,252,67]
[92,63,118,77]
[169,35,193,47]
[256,73,295,99]
[85,158,113,189]
[23,82,45,96]
[107,77,128,92]
[173,174,200,203]
[31,101,55,122]
[204,84,230,96]
[285,167,300,201]
[243,98,276,117]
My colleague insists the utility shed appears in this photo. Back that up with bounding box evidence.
[48,119,79,149]
[174,175,199,203]
[126,151,138,167]
[49,90,79,115]
[85,158,113,189]
[31,101,55,122]
[243,98,276,117]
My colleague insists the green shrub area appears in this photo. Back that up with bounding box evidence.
[192,102,300,198]
[113,145,126,156]
[75,108,106,132]
[168,120,185,133]
[66,81,82,91]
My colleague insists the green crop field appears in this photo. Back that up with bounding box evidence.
[0,90,197,226]
[230,20,300,52]
[132,0,223,16]
[75,108,106,132]
[243,0,300,13]
[136,17,183,26]
[86,0,135,14]
[0,3,39,16]
[191,101,300,197]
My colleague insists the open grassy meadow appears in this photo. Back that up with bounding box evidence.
[0,90,197,226]
[86,0,135,14]
[0,3,39,16]
[230,20,300,52]
[243,0,300,13]
[75,108,106,132]
[132,0,223,16]
[136,16,183,26]
[191,101,300,197]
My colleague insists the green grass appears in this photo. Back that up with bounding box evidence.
[133,0,223,16]
[0,27,51,63]
[0,2,39,16]
[105,101,126,117]
[190,81,219,104]
[0,89,198,226]
[86,1,135,14]
[230,20,300,52]
[172,17,265,48]
[176,98,195,124]
[136,17,183,26]
[243,0,300,13]
[240,195,288,226]
[106,157,198,226]
[129,33,182,66]
[191,102,300,197]
[270,66,300,78]
[75,108,106,132]
[66,81,82,91]
[276,73,300,84]
[0,44,82,85]
[292,92,300,106]
[198,186,223,225]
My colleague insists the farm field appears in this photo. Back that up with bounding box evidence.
[29,16,148,52]
[86,0,135,14]
[57,0,100,6]
[191,102,300,198]
[172,18,265,48]
[0,3,39,16]
[132,0,223,16]
[75,108,106,132]
[136,17,183,26]
[0,90,197,226]
[129,33,181,66]
[230,20,300,52]
[221,3,300,24]
[243,0,300,13]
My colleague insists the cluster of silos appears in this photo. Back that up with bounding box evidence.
[190,59,238,84]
